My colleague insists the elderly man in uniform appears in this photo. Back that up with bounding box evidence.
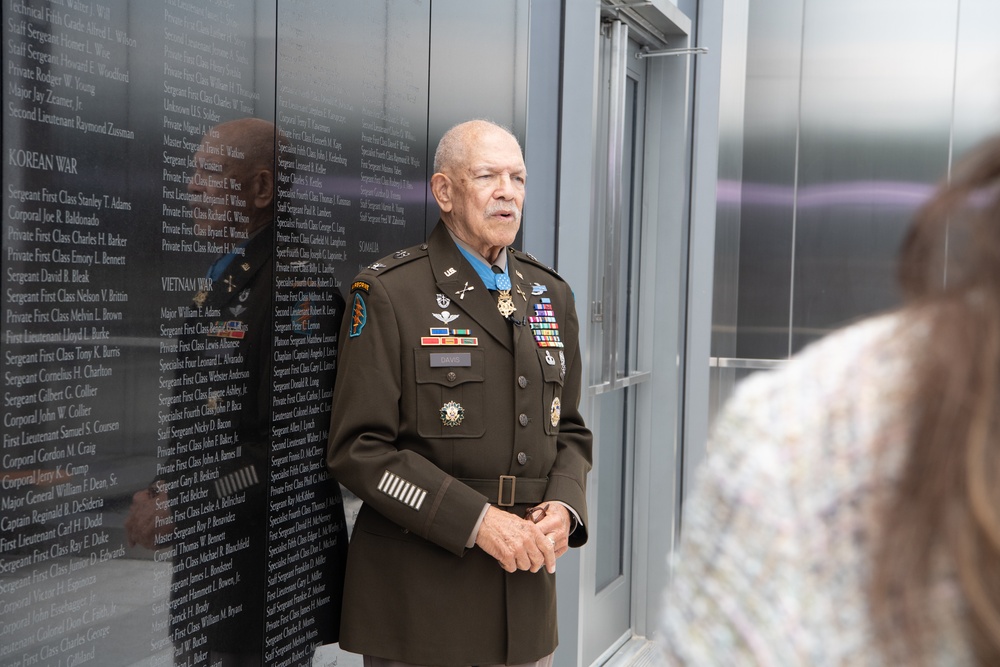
[327,119,592,667]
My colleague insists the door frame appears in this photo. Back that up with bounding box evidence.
[545,2,698,665]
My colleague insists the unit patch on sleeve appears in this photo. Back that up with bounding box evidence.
[349,292,367,337]
[377,470,428,511]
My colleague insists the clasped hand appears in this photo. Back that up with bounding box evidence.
[475,503,570,573]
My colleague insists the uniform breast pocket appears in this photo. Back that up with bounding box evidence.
[414,349,485,438]
[536,348,565,435]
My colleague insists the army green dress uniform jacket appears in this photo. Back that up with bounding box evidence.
[327,221,592,666]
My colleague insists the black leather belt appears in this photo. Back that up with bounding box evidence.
[459,476,548,507]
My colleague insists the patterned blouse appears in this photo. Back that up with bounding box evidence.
[658,313,973,666]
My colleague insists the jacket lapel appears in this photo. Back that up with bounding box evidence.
[509,253,565,354]
[507,251,533,348]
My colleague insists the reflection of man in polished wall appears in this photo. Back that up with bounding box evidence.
[327,120,592,667]
[126,118,346,666]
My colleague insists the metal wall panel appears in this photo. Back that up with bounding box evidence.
[732,0,1000,365]
[952,0,1000,161]
[523,0,563,266]
[709,0,748,362]
[706,0,750,427]
[733,0,803,360]
[426,0,529,230]
[790,0,958,351]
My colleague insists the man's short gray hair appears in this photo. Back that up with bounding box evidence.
[433,119,520,174]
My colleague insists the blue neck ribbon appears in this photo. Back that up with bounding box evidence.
[456,245,510,290]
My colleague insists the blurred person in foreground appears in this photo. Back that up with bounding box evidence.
[659,136,1000,666]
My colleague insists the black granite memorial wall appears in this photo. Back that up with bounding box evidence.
[1,1,527,665]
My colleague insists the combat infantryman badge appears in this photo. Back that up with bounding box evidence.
[440,401,465,427]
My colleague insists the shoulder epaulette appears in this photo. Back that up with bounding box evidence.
[509,247,565,282]
[350,242,429,293]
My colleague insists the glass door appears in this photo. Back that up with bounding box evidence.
[582,19,650,664]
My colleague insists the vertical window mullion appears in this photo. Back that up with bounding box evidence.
[602,20,628,386]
